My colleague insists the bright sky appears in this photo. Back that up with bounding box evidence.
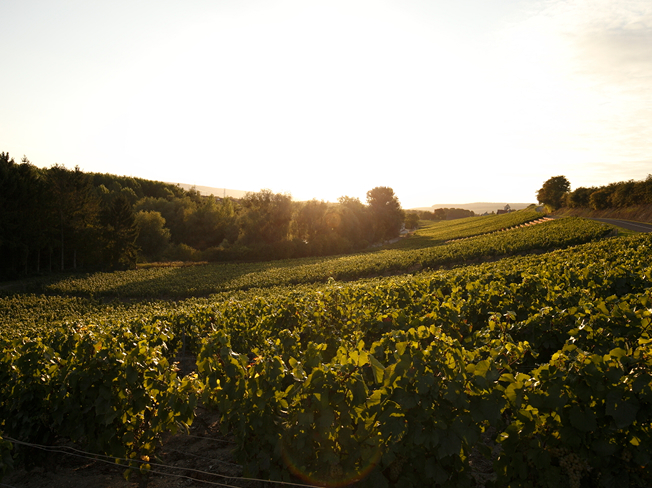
[1,0,650,208]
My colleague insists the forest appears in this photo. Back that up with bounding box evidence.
[1,153,416,279]
[538,174,652,210]
[565,176,652,209]
[0,153,482,280]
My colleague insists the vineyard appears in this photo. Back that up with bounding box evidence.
[2,213,651,487]
[391,209,544,248]
[36,215,609,299]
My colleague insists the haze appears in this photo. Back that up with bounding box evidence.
[1,0,650,208]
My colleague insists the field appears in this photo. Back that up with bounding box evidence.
[2,211,651,488]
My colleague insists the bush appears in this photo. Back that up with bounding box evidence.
[164,243,200,262]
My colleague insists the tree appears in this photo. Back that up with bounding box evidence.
[237,189,293,246]
[0,153,49,277]
[47,164,100,270]
[536,176,571,210]
[611,180,637,208]
[102,194,139,269]
[18,157,55,273]
[334,196,371,250]
[433,208,446,221]
[294,200,328,241]
[135,210,170,261]
[293,200,343,256]
[589,188,611,210]
[566,187,595,208]
[366,187,404,241]
[444,208,474,220]
[134,195,197,245]
[185,197,237,250]
[404,212,420,230]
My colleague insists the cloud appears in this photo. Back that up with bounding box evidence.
[571,160,652,187]
[500,0,652,163]
[550,1,652,93]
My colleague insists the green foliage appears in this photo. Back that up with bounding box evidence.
[102,194,139,270]
[404,212,420,229]
[197,326,482,487]
[537,176,571,210]
[336,195,373,249]
[188,232,651,486]
[135,210,171,260]
[8,154,594,277]
[565,186,595,208]
[565,174,652,210]
[237,189,293,248]
[293,199,344,256]
[48,163,102,270]
[366,186,404,241]
[2,219,651,485]
[0,157,213,276]
[0,321,198,471]
[43,216,611,299]
[185,197,237,251]
[0,154,54,279]
[494,336,652,487]
[590,187,612,210]
[393,210,544,248]
[90,172,186,201]
[432,207,475,220]
[134,195,197,245]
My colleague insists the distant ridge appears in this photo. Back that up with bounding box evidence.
[172,183,249,199]
[413,202,535,214]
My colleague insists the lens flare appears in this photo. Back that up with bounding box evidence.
[281,436,384,488]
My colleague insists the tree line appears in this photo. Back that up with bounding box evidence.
[537,174,652,210]
[0,153,406,279]
[407,208,475,221]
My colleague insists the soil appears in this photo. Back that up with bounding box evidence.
[4,417,499,488]
[3,353,260,488]
[3,406,257,488]
[3,410,502,488]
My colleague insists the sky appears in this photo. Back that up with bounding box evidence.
[1,0,650,209]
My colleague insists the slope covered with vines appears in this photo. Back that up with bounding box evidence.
[2,225,651,486]
[40,217,611,299]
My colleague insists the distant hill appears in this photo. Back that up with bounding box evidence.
[172,183,249,199]
[413,202,535,214]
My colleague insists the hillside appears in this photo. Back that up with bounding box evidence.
[415,202,534,214]
[2,213,651,488]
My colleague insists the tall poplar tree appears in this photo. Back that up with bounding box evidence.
[48,164,100,270]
